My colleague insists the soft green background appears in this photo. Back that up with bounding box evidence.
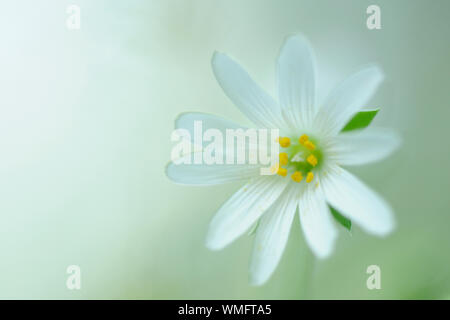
[0,0,449,299]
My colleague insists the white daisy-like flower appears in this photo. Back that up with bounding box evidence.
[167,35,401,285]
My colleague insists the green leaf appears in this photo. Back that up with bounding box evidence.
[329,206,352,232]
[341,109,379,132]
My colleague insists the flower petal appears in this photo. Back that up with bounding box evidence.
[321,165,395,236]
[249,184,298,285]
[315,65,384,136]
[277,35,316,130]
[175,112,245,146]
[166,159,260,186]
[206,177,288,250]
[328,127,401,166]
[168,113,260,185]
[212,52,282,128]
[298,185,338,258]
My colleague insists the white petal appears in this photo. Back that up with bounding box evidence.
[166,157,259,186]
[206,177,288,250]
[298,185,338,259]
[321,165,395,236]
[328,127,401,166]
[168,113,259,185]
[175,112,245,146]
[249,184,298,285]
[315,66,384,136]
[212,52,283,128]
[277,35,316,130]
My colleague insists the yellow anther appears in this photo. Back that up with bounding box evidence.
[304,140,316,151]
[306,172,314,183]
[291,171,303,183]
[277,167,288,177]
[307,154,318,167]
[279,152,288,166]
[279,137,291,148]
[299,134,309,145]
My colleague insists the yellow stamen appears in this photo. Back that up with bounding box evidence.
[307,154,318,167]
[279,137,291,148]
[299,134,309,145]
[306,172,314,183]
[279,152,288,166]
[304,140,316,151]
[277,167,288,177]
[291,171,303,183]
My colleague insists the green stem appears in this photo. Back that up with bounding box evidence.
[299,246,316,299]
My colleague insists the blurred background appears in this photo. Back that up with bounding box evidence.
[0,0,449,299]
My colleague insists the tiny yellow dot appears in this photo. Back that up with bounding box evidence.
[299,134,309,145]
[291,171,303,183]
[279,152,289,166]
[307,154,318,167]
[277,167,288,177]
[304,140,316,151]
[306,172,314,183]
[279,137,291,148]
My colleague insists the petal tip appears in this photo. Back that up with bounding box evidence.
[372,216,396,237]
[279,33,315,60]
[174,112,190,128]
[205,225,228,251]
[205,236,225,251]
[211,51,226,66]
[283,33,312,47]
[165,162,174,180]
[249,273,267,287]
[310,240,336,260]
[364,64,385,83]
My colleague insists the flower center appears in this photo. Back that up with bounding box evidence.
[273,134,323,184]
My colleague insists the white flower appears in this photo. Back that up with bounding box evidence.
[166,35,401,285]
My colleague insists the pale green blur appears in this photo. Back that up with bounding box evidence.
[0,0,449,299]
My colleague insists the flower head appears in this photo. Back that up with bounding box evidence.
[166,35,401,285]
